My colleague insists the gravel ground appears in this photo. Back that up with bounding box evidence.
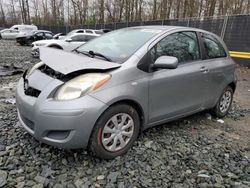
[0,40,250,188]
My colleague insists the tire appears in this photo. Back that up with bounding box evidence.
[211,86,234,118]
[19,42,25,46]
[88,104,140,159]
[27,40,33,46]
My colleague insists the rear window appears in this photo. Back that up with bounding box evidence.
[201,33,227,59]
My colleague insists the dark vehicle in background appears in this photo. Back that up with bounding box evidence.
[16,30,54,46]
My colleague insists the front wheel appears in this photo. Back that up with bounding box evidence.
[88,104,140,159]
[212,86,234,118]
[27,40,33,46]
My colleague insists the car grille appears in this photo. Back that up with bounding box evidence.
[20,113,35,131]
[24,87,41,98]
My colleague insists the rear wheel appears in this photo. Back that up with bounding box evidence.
[212,86,233,118]
[88,104,140,159]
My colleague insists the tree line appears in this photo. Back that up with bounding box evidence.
[0,0,250,27]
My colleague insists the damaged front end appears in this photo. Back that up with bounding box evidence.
[16,47,119,149]
[21,47,121,99]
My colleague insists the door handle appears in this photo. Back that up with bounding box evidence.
[200,66,209,73]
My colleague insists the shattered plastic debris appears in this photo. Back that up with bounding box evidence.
[0,98,16,105]
[217,119,224,124]
[0,64,23,76]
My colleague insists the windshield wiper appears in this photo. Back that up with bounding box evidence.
[73,49,92,58]
[88,50,112,62]
[73,49,112,62]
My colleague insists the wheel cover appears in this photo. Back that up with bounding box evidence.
[101,113,134,152]
[219,90,232,113]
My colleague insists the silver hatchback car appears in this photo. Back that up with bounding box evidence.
[16,26,237,159]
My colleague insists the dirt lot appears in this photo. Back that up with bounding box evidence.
[0,40,250,188]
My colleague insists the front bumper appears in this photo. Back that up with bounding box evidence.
[16,77,108,149]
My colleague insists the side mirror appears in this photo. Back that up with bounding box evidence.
[65,38,72,42]
[151,56,178,70]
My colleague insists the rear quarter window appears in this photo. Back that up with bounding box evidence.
[201,33,227,59]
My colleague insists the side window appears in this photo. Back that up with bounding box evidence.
[45,33,53,39]
[85,30,93,34]
[76,30,84,33]
[150,31,200,63]
[36,32,44,37]
[35,32,44,40]
[201,33,227,59]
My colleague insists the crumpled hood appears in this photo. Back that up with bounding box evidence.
[39,47,121,75]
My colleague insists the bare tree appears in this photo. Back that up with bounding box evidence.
[0,0,6,24]
[1,0,250,26]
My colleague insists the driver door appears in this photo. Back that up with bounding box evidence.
[148,31,210,124]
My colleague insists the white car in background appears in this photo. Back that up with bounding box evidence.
[0,25,37,40]
[58,29,104,39]
[31,33,100,58]
[0,29,19,39]
[69,29,104,35]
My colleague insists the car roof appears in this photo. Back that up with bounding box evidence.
[11,24,37,28]
[123,25,220,37]
[71,32,100,36]
[124,25,184,31]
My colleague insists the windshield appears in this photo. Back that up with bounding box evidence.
[77,28,162,62]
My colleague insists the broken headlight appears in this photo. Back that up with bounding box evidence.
[54,73,111,100]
